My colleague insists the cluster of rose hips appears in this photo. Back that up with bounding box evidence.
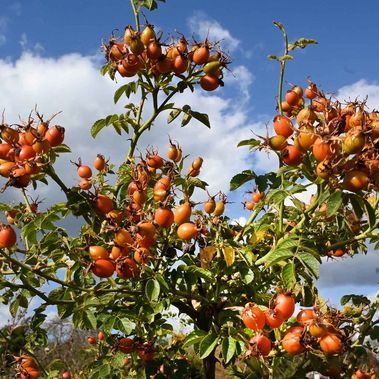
[79,141,229,279]
[103,23,230,91]
[243,190,265,210]
[88,331,155,364]
[16,354,71,379]
[265,81,379,193]
[0,112,65,191]
[240,293,350,359]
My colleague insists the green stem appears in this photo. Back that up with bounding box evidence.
[130,0,140,32]
[21,188,32,213]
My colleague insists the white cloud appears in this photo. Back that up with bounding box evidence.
[0,303,11,327]
[19,33,45,54]
[336,79,379,109]
[187,11,240,53]
[0,51,258,202]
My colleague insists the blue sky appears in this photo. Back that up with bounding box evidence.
[0,0,378,322]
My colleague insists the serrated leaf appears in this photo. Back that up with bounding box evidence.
[297,252,319,278]
[326,191,343,216]
[91,119,106,138]
[255,248,293,266]
[199,334,220,359]
[222,337,236,364]
[223,246,235,267]
[167,109,181,123]
[282,261,296,290]
[186,266,215,283]
[237,138,261,148]
[117,317,133,334]
[230,170,256,191]
[114,84,129,104]
[85,310,97,330]
[145,278,160,302]
[189,110,210,128]
[183,330,208,348]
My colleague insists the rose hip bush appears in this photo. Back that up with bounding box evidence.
[0,1,378,378]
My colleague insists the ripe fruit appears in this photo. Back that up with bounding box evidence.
[174,202,191,225]
[114,228,133,248]
[20,367,41,379]
[281,145,303,166]
[251,191,264,203]
[282,330,305,354]
[94,154,106,171]
[328,248,345,257]
[200,75,219,91]
[274,293,295,319]
[79,179,91,190]
[193,45,209,65]
[309,323,327,338]
[45,126,65,147]
[274,115,293,138]
[296,107,317,127]
[92,259,115,278]
[98,331,105,341]
[154,207,174,228]
[146,40,162,60]
[343,130,365,154]
[312,139,333,161]
[204,197,216,214]
[118,337,135,353]
[241,303,265,331]
[89,246,109,260]
[146,154,164,169]
[295,126,317,151]
[319,333,342,354]
[138,349,155,362]
[0,225,17,248]
[305,83,317,99]
[95,194,114,214]
[77,165,92,179]
[177,222,197,240]
[167,143,178,161]
[88,336,96,344]
[62,371,72,379]
[265,309,284,328]
[285,90,299,106]
[116,258,139,278]
[343,170,369,192]
[134,247,151,264]
[249,334,272,356]
[296,309,316,325]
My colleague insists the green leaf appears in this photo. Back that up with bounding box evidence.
[91,118,106,138]
[186,266,215,283]
[340,294,370,306]
[222,336,236,364]
[10,298,20,318]
[98,362,111,377]
[282,261,296,290]
[237,138,261,148]
[53,144,71,153]
[363,198,376,228]
[85,310,97,330]
[117,317,133,334]
[181,112,192,127]
[267,54,278,61]
[256,248,293,266]
[183,330,207,348]
[278,54,294,62]
[189,110,210,128]
[145,279,160,302]
[288,38,318,51]
[167,109,181,123]
[297,252,319,278]
[230,170,256,191]
[199,334,220,359]
[326,192,343,216]
[114,84,129,104]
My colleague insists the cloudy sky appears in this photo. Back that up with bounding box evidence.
[0,0,378,322]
